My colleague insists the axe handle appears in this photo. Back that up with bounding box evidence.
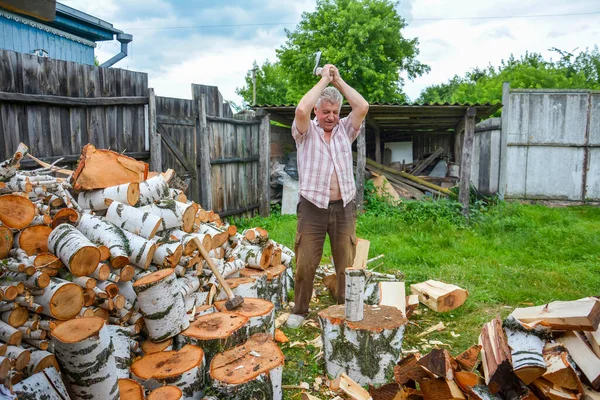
[191,237,235,300]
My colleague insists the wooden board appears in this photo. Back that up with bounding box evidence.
[352,238,370,269]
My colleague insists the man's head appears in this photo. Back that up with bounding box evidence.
[314,87,343,133]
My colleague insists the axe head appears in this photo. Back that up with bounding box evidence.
[225,295,244,311]
[313,51,323,76]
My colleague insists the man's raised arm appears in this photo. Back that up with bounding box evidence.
[294,64,335,134]
[331,68,369,131]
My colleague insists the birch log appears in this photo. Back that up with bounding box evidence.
[33,278,83,320]
[48,223,100,276]
[319,304,407,386]
[0,222,13,259]
[131,344,206,399]
[140,199,195,233]
[24,349,59,376]
[345,267,366,322]
[105,200,163,239]
[196,223,229,248]
[122,229,157,269]
[133,268,190,341]
[77,214,130,268]
[6,345,31,370]
[106,324,133,379]
[77,182,140,211]
[233,244,273,270]
[13,366,69,400]
[51,317,120,400]
[210,333,284,400]
[0,142,28,180]
[136,174,170,206]
[0,319,22,344]
[168,229,213,255]
[221,275,269,301]
[151,238,183,267]
[177,311,249,365]
[215,298,275,337]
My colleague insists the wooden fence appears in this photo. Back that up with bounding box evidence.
[0,49,270,217]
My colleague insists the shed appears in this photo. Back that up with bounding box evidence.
[255,102,501,213]
[0,1,131,66]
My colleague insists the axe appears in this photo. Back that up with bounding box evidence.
[192,237,244,310]
[313,51,334,77]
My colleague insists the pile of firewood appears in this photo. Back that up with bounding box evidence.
[383,297,600,400]
[0,143,293,399]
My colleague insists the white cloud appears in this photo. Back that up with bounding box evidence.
[63,0,599,104]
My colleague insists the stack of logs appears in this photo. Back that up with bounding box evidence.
[386,297,600,400]
[0,143,292,399]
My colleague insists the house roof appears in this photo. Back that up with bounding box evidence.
[254,102,502,134]
[46,3,123,42]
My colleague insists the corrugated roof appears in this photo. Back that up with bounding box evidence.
[253,102,502,133]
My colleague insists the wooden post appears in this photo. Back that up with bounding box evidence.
[195,91,212,211]
[498,82,510,199]
[258,112,270,217]
[148,88,161,172]
[375,127,381,164]
[459,107,476,216]
[355,124,366,213]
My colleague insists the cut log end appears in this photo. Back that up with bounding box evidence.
[119,378,145,400]
[70,246,101,276]
[51,316,105,343]
[111,255,130,269]
[0,225,13,259]
[131,344,204,380]
[141,338,173,354]
[181,311,249,340]
[148,386,183,400]
[210,333,284,385]
[51,208,79,229]
[18,225,52,255]
[133,268,174,287]
[0,195,36,229]
[214,297,274,318]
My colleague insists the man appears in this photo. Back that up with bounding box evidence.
[287,64,369,328]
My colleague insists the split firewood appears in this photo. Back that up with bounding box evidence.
[417,322,446,338]
[417,348,457,380]
[454,371,485,393]
[209,333,284,399]
[559,331,600,390]
[584,327,600,358]
[455,344,482,371]
[71,144,148,190]
[397,386,424,400]
[410,280,468,312]
[541,342,583,394]
[367,382,402,400]
[583,384,600,400]
[130,344,205,398]
[405,294,419,319]
[420,377,466,400]
[331,372,373,400]
[395,353,432,385]
[0,142,28,181]
[530,377,580,400]
[510,297,600,331]
[479,316,530,398]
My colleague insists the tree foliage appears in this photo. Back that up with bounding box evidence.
[418,47,600,107]
[236,0,428,106]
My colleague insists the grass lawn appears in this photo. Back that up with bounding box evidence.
[234,201,600,398]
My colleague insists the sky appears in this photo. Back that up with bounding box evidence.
[63,0,599,106]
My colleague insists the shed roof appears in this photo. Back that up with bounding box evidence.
[254,103,502,133]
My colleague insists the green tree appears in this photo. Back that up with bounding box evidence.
[417,48,600,108]
[236,0,429,106]
[237,60,290,106]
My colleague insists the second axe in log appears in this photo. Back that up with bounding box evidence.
[191,237,244,311]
